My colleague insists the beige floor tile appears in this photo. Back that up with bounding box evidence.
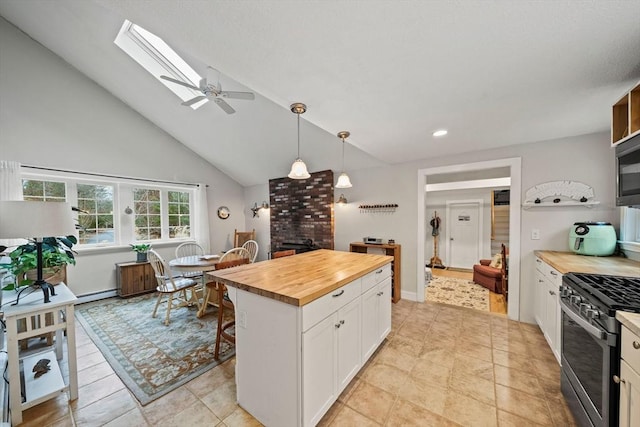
[158,399,221,427]
[363,363,411,395]
[142,386,200,425]
[221,406,263,427]
[201,379,239,420]
[77,360,115,387]
[337,376,361,403]
[317,401,344,427]
[443,390,498,427]
[70,373,126,410]
[397,375,448,415]
[73,388,138,426]
[546,398,578,427]
[491,337,530,356]
[494,365,545,397]
[187,363,236,398]
[45,415,75,427]
[497,409,545,426]
[531,357,561,382]
[373,345,419,372]
[102,407,150,427]
[396,320,429,341]
[386,334,424,357]
[537,375,563,400]
[387,398,460,427]
[329,404,380,426]
[76,348,107,371]
[492,348,535,372]
[449,369,496,405]
[344,380,394,422]
[19,393,71,427]
[495,384,553,426]
[421,334,457,352]
[419,346,456,369]
[411,357,452,388]
[453,353,494,382]
[455,339,493,363]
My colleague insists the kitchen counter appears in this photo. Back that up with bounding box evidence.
[617,311,640,337]
[534,250,640,277]
[207,249,392,306]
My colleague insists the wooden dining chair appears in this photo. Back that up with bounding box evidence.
[174,242,205,281]
[272,249,296,259]
[234,229,256,247]
[147,250,201,326]
[210,257,250,359]
[198,247,251,317]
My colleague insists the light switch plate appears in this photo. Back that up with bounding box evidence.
[531,229,540,240]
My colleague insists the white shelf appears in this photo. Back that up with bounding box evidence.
[22,350,65,408]
[523,201,600,209]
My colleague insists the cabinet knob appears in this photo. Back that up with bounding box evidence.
[613,375,626,384]
[340,320,345,325]
[335,323,341,329]
[633,341,640,350]
[377,291,384,296]
[548,290,556,296]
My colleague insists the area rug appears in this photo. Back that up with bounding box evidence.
[425,276,490,311]
[75,293,235,405]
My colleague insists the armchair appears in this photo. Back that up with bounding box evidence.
[472,244,507,294]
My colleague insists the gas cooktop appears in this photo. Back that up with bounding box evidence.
[565,272,640,312]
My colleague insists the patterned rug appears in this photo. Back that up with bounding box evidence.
[425,276,490,311]
[75,293,234,405]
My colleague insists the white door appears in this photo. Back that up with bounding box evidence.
[447,202,481,269]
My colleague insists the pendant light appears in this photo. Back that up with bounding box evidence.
[335,131,353,188]
[288,103,311,179]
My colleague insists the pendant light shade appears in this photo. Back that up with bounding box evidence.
[335,131,352,188]
[288,103,310,179]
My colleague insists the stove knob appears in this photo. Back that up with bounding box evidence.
[586,308,601,319]
[570,295,582,305]
[560,286,573,297]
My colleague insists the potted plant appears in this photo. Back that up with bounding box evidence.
[4,236,77,290]
[130,243,151,263]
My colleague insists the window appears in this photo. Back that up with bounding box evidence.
[621,207,640,244]
[114,20,207,109]
[77,184,115,245]
[134,188,161,240]
[22,179,66,202]
[21,173,196,248]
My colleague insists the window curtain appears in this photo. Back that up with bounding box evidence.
[194,184,210,253]
[0,160,25,248]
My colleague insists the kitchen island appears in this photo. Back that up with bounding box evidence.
[208,249,393,427]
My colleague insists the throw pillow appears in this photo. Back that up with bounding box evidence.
[489,253,502,268]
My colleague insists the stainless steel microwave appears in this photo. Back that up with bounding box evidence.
[616,134,640,208]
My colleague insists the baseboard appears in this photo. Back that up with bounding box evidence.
[75,289,118,304]
[401,290,418,302]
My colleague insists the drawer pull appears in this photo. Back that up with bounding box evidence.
[335,323,341,329]
[613,375,626,384]
[550,271,558,277]
[376,269,383,274]
[332,290,345,297]
[536,259,541,264]
[633,341,640,350]
[548,290,556,296]
[377,291,384,296]
[340,320,345,325]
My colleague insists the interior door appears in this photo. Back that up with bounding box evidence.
[448,202,481,269]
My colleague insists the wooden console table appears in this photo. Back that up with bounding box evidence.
[349,242,401,303]
[2,283,78,425]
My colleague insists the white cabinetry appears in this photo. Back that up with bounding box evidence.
[230,262,392,427]
[619,325,640,427]
[534,257,562,363]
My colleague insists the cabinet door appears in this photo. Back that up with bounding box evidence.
[378,278,392,341]
[619,359,640,427]
[534,261,546,328]
[303,313,337,427]
[144,263,156,292]
[337,298,361,393]
[544,277,558,354]
[361,286,379,362]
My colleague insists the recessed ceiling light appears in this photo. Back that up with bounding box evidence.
[433,129,448,137]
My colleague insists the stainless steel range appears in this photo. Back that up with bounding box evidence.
[560,273,640,427]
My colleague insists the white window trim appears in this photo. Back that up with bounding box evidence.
[21,170,196,250]
[619,206,640,254]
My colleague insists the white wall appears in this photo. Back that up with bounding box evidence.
[0,18,246,297]
[425,188,493,266]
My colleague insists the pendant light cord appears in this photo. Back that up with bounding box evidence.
[341,137,345,172]
[297,113,301,158]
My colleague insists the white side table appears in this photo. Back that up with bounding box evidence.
[2,283,78,425]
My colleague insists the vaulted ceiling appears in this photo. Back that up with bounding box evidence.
[1,0,639,186]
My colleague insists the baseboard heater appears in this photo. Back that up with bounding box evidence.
[75,289,118,305]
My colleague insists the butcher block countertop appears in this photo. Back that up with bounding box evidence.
[617,311,640,337]
[535,250,640,277]
[207,249,393,306]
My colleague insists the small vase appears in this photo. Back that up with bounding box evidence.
[136,252,148,263]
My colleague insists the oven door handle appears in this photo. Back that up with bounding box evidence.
[560,300,608,341]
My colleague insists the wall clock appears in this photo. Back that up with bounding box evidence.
[217,206,230,220]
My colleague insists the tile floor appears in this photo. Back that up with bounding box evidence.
[18,299,576,426]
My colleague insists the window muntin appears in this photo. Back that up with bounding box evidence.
[168,191,190,238]
[134,188,161,240]
[22,179,66,202]
[77,184,115,245]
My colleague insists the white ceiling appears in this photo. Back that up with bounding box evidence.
[1,0,639,187]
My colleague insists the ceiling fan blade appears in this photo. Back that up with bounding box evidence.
[181,96,207,106]
[198,78,208,92]
[214,98,236,114]
[160,75,200,91]
[220,91,255,100]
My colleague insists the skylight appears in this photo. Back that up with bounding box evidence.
[114,20,208,109]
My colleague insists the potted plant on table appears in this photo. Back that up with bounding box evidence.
[3,236,77,290]
[130,243,152,263]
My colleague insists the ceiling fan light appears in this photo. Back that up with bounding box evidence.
[288,159,311,179]
[336,172,353,188]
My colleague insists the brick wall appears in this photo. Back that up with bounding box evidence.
[269,169,334,252]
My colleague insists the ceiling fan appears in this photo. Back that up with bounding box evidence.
[160,67,254,114]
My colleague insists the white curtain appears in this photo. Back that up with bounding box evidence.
[194,184,211,254]
[0,160,25,248]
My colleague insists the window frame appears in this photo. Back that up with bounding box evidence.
[620,207,640,254]
[21,170,196,250]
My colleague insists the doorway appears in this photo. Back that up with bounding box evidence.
[417,158,521,320]
[446,200,482,269]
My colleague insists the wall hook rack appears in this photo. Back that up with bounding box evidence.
[359,203,398,213]
[523,181,600,209]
